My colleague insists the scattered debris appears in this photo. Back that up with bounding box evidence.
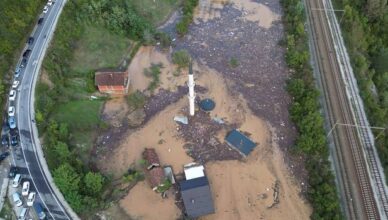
[212,117,225,124]
[174,115,189,125]
[268,180,280,208]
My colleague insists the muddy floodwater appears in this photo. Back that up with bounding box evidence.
[95,0,312,219]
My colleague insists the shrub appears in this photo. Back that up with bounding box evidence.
[172,50,191,68]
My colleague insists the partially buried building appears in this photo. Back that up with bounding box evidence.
[225,129,257,156]
[142,148,165,191]
[180,163,215,218]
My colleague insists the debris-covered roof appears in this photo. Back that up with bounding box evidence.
[143,148,161,167]
[184,164,205,180]
[225,129,257,156]
[180,176,215,218]
[95,70,128,86]
[142,148,165,189]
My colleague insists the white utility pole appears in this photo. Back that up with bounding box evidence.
[188,61,195,116]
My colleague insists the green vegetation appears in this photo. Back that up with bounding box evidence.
[127,91,147,110]
[144,63,163,91]
[156,179,172,193]
[72,25,132,73]
[333,0,388,182]
[36,0,179,216]
[176,0,199,36]
[130,0,180,26]
[172,50,191,68]
[229,57,239,68]
[122,170,144,183]
[0,0,45,121]
[0,199,16,220]
[281,0,342,219]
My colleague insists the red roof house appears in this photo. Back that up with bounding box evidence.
[143,148,165,190]
[95,70,129,94]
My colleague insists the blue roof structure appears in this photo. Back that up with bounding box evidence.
[199,99,215,111]
[225,129,257,156]
[180,176,215,218]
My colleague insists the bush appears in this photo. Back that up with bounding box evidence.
[176,0,199,36]
[127,91,146,110]
[172,50,191,68]
[229,57,239,68]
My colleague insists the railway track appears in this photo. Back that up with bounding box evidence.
[305,0,379,219]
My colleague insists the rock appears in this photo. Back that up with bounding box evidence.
[127,109,146,127]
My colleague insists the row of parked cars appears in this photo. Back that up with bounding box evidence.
[11,171,46,219]
[5,1,55,219]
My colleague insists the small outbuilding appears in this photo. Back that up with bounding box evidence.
[95,70,129,94]
[225,129,257,156]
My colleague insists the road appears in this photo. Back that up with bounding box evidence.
[9,0,76,219]
[305,0,388,219]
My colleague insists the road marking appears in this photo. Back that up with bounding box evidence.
[17,1,71,219]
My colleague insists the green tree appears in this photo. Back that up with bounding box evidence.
[83,172,104,196]
[54,141,71,162]
[365,0,387,20]
[53,163,80,194]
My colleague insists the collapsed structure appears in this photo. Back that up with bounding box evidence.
[142,148,165,191]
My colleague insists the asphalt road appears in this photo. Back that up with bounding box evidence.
[9,1,72,219]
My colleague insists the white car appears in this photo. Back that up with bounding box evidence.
[12,80,20,89]
[12,174,21,188]
[22,181,30,196]
[47,0,53,6]
[27,192,36,206]
[8,106,15,117]
[9,90,16,101]
[43,6,49,13]
[12,192,23,207]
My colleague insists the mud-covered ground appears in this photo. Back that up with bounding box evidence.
[174,1,307,182]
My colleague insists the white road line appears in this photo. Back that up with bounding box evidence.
[17,1,70,219]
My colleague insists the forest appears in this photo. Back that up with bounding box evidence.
[281,0,343,219]
[0,0,45,119]
[335,0,388,182]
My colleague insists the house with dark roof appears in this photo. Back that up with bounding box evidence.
[225,129,257,156]
[180,163,215,218]
[142,148,165,190]
[180,176,215,218]
[95,70,129,94]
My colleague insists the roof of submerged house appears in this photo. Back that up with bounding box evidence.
[225,129,257,156]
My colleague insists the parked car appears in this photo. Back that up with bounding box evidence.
[12,174,22,187]
[22,181,30,196]
[33,203,46,220]
[28,37,34,45]
[43,6,49,13]
[27,192,36,206]
[15,67,21,77]
[8,106,15,117]
[11,133,18,147]
[20,58,27,68]
[8,116,16,129]
[9,166,19,178]
[18,207,28,220]
[0,152,10,163]
[38,17,44,24]
[2,135,9,147]
[9,90,16,101]
[12,192,23,207]
[47,0,53,6]
[22,49,31,58]
[12,80,20,89]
